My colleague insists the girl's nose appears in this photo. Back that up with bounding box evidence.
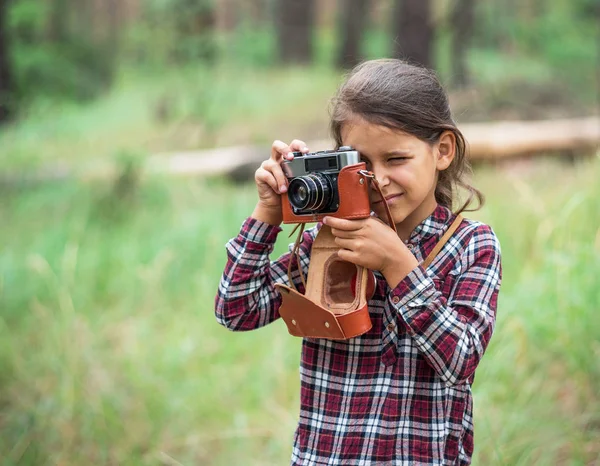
[370,169,389,189]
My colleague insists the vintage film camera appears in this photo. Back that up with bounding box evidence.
[276,146,375,340]
[281,146,372,224]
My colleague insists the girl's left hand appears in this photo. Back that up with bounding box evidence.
[323,216,420,288]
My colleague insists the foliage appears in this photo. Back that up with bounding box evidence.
[0,156,599,464]
[8,0,116,104]
[472,0,598,103]
[3,0,598,112]
[127,0,217,66]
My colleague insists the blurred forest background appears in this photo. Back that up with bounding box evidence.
[0,0,599,465]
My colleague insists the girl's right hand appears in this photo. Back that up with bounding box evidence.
[254,139,310,210]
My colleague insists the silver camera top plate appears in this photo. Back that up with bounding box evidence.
[282,149,360,178]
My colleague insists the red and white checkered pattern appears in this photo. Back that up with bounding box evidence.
[215,205,502,465]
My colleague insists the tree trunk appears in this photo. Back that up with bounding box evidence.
[450,0,475,88]
[102,0,120,86]
[47,0,70,43]
[216,0,238,32]
[121,0,141,23]
[276,0,316,64]
[336,0,369,69]
[392,0,433,69]
[106,0,120,49]
[0,0,12,123]
[247,0,269,26]
[75,0,94,39]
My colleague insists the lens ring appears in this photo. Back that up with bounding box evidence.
[309,173,333,211]
[307,174,326,210]
[288,178,312,210]
[288,173,333,212]
[304,175,319,209]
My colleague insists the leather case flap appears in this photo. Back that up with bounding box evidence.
[276,283,346,339]
[276,283,373,339]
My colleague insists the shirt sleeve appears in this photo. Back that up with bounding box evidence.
[214,217,320,332]
[389,224,502,386]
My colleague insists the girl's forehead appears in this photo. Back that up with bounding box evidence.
[340,118,430,160]
[341,119,416,145]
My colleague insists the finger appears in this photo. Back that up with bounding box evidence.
[289,139,310,154]
[323,216,365,231]
[256,167,281,194]
[330,227,357,239]
[334,237,357,251]
[270,161,289,193]
[336,248,360,266]
[263,160,289,194]
[271,140,294,161]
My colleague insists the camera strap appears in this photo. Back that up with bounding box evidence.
[358,170,397,234]
[287,222,307,292]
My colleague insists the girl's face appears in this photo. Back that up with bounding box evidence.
[341,117,455,239]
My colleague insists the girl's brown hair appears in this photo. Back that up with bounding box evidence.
[329,58,483,214]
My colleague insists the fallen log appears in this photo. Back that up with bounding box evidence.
[461,116,599,160]
[2,117,597,189]
[146,116,599,181]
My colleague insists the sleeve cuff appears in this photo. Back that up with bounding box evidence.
[239,217,282,244]
[388,265,438,314]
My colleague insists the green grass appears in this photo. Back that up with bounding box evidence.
[1,154,599,465]
[0,44,598,463]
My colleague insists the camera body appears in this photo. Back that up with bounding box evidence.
[281,146,372,224]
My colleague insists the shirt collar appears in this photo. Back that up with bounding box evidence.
[408,204,453,244]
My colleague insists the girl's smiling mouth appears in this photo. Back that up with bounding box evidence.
[374,193,404,204]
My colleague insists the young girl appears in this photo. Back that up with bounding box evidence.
[215,59,502,465]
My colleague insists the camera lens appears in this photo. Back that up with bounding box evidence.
[288,173,333,212]
[295,185,308,202]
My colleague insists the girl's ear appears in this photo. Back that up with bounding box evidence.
[436,131,456,171]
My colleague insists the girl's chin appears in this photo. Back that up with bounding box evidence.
[371,206,403,225]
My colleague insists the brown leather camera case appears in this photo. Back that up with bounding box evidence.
[276,162,374,340]
[281,163,372,224]
[275,225,373,339]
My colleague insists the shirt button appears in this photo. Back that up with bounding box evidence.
[386,323,395,331]
[392,296,400,304]
[407,244,414,251]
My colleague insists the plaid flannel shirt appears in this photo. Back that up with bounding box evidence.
[215,205,502,465]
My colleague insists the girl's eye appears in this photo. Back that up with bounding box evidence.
[389,157,409,163]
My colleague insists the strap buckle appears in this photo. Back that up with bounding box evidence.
[358,169,376,179]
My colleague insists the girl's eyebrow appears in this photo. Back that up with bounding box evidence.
[360,149,412,161]
[384,149,412,156]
